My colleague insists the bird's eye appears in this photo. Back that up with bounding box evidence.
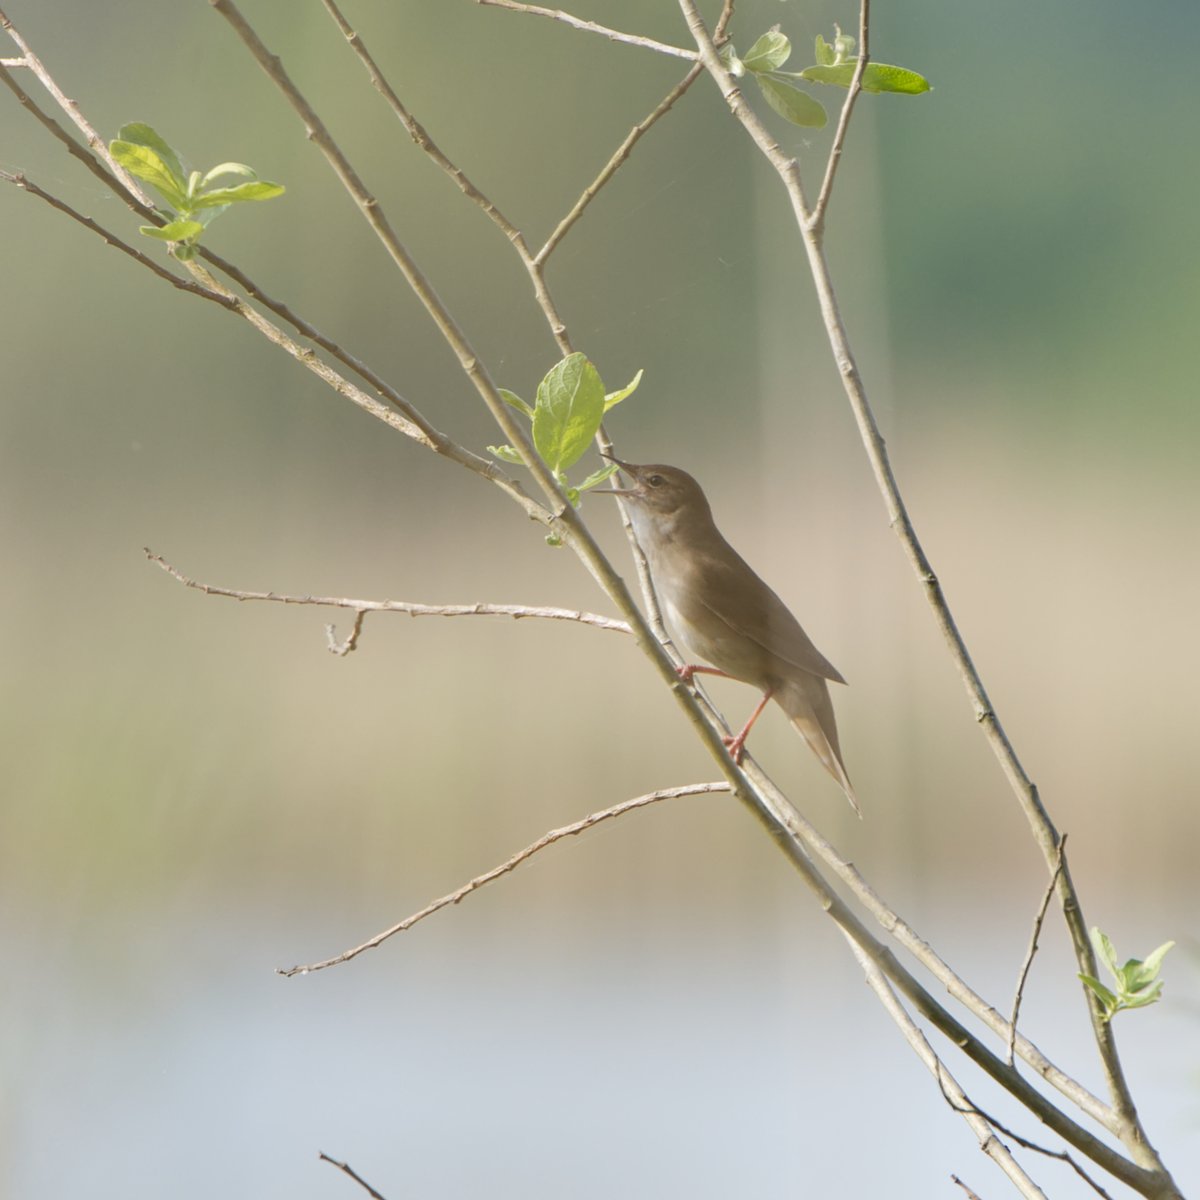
[647,474,664,488]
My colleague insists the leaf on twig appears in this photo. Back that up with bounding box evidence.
[1079,927,1175,1022]
[755,75,827,129]
[800,61,931,95]
[109,122,284,257]
[743,29,791,74]
[603,369,643,412]
[532,352,605,474]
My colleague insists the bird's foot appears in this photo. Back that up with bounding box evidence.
[722,733,748,765]
[676,664,731,686]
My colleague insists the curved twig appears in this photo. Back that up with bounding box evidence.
[278,783,731,975]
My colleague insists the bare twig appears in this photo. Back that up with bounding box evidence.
[145,548,633,646]
[279,783,731,975]
[318,0,573,356]
[535,54,710,265]
[952,1178,986,1200]
[0,170,236,308]
[740,763,1113,1130]
[944,1089,1117,1200]
[0,5,151,204]
[476,0,696,60]
[1008,835,1068,1066]
[844,937,1050,1200]
[809,0,871,233]
[319,1154,389,1200]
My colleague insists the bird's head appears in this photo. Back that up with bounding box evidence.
[597,456,711,522]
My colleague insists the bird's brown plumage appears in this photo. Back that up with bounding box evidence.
[604,458,858,814]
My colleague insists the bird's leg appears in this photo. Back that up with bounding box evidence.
[724,688,776,764]
[677,663,733,685]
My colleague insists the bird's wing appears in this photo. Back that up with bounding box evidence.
[694,546,847,685]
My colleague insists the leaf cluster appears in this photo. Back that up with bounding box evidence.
[1079,928,1174,1022]
[109,123,285,260]
[488,353,641,544]
[722,26,930,129]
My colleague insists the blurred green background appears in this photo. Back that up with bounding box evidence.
[2,1,1198,1196]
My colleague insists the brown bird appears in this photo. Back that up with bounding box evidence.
[602,458,858,814]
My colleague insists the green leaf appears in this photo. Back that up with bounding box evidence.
[814,34,836,67]
[603,368,643,412]
[115,123,185,187]
[499,388,534,418]
[190,180,285,208]
[544,532,564,548]
[1121,983,1164,1010]
[1091,927,1120,978]
[138,219,204,242]
[110,140,188,210]
[743,30,791,74]
[1078,975,1117,1015]
[576,463,619,492]
[532,353,605,473]
[755,75,827,129]
[1140,940,1176,976]
[200,161,258,188]
[487,444,525,464]
[799,62,931,95]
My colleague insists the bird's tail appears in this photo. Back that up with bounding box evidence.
[778,675,860,817]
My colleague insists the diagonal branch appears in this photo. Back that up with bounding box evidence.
[809,0,871,233]
[674,0,1165,1171]
[0,169,235,308]
[845,936,1050,1200]
[1008,836,1068,1066]
[319,1154,390,1200]
[278,783,731,975]
[475,0,696,60]
[943,1092,1118,1200]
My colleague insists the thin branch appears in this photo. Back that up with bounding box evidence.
[535,58,703,265]
[475,0,696,60]
[676,0,1166,1171]
[0,47,507,494]
[844,936,1050,1200]
[278,783,731,975]
[944,1090,1117,1200]
[952,1178,986,1200]
[145,547,633,640]
[740,763,1113,1132]
[1008,835,1068,1066]
[0,169,236,308]
[318,0,573,355]
[209,0,573,525]
[0,5,151,204]
[318,1154,389,1200]
[808,0,871,233]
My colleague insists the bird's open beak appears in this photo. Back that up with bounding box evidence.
[593,452,636,495]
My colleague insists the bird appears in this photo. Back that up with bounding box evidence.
[601,457,859,814]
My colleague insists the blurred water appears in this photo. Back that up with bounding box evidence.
[6,893,1198,1199]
